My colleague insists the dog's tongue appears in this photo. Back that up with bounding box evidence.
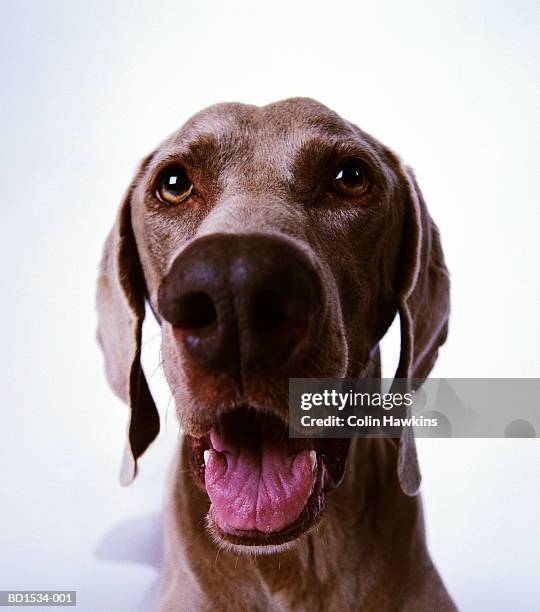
[205,430,316,533]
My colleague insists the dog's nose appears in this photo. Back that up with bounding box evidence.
[157,233,320,374]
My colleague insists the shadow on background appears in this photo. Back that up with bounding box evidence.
[95,513,163,611]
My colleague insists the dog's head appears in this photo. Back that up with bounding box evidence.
[96,98,449,551]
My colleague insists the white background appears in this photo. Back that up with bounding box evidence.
[1,1,539,610]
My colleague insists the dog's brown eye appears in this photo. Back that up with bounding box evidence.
[332,161,370,197]
[156,166,193,205]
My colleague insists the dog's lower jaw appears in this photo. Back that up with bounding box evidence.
[205,527,302,557]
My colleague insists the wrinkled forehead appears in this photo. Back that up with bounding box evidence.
[149,98,386,188]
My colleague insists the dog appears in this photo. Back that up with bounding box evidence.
[96,98,454,611]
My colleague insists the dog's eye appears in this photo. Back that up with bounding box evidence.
[156,166,193,205]
[332,161,370,197]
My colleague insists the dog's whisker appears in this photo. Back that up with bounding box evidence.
[133,331,162,359]
[149,359,164,380]
[214,545,222,566]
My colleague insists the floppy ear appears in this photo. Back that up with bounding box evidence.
[96,159,160,486]
[394,166,450,496]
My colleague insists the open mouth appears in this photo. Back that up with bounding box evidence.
[187,407,350,548]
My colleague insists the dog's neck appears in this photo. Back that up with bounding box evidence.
[160,436,431,611]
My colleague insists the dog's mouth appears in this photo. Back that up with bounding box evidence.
[187,407,350,548]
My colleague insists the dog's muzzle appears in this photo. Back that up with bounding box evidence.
[156,232,337,544]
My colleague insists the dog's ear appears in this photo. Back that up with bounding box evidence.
[96,157,160,486]
[394,166,450,496]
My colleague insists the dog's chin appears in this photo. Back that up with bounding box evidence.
[186,406,350,552]
[205,512,319,555]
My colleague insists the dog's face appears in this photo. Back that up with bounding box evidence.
[96,98,449,552]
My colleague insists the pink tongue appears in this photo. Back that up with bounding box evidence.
[205,431,316,533]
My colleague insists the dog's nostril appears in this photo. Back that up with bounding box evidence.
[176,292,217,329]
[253,291,285,329]
[252,290,309,334]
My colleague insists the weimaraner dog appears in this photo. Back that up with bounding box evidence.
[96,98,455,611]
